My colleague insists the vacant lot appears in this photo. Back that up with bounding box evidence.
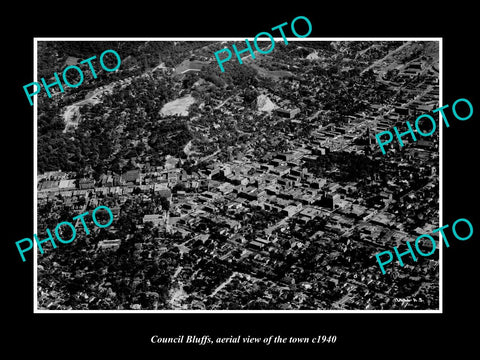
[160,94,196,116]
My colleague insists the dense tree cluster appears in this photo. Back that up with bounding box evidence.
[38,70,193,173]
[37,41,211,78]
[36,40,439,310]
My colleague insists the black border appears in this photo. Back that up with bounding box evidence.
[5,4,479,356]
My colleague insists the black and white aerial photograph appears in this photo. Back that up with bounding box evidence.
[35,39,441,311]
[7,3,480,357]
